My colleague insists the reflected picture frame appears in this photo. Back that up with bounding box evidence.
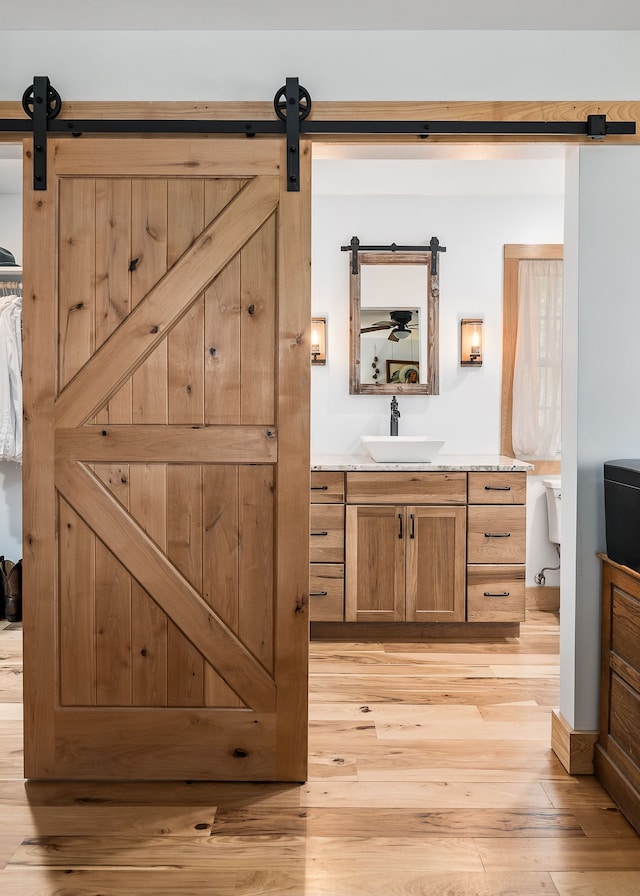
[386,360,420,384]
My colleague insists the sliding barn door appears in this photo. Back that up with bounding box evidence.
[22,137,310,780]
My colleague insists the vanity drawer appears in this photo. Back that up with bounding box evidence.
[309,563,344,621]
[468,472,526,505]
[467,564,525,621]
[310,471,345,503]
[310,504,345,562]
[467,505,526,563]
[346,472,467,505]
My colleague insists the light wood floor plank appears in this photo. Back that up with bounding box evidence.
[300,780,554,809]
[0,805,217,837]
[10,779,302,808]
[478,836,640,872]
[0,868,237,896]
[211,806,584,838]
[10,834,484,873]
[573,807,639,838]
[551,870,640,895]
[234,870,559,896]
[541,779,618,808]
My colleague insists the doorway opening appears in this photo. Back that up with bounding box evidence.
[0,137,567,776]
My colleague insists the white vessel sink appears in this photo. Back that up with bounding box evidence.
[361,435,445,463]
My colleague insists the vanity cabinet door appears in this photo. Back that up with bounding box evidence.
[405,506,467,622]
[345,504,465,624]
[345,505,405,622]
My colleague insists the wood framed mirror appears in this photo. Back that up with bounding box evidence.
[347,242,440,395]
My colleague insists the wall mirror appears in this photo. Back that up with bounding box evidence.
[346,237,442,395]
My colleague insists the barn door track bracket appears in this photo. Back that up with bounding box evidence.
[0,76,636,192]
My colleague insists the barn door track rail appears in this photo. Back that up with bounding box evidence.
[1,76,636,191]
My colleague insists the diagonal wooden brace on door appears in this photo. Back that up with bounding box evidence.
[55,458,277,712]
[54,175,280,429]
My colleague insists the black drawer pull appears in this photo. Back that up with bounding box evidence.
[484,532,511,538]
[398,513,403,539]
[485,485,511,491]
[310,591,328,597]
[310,531,328,537]
[311,485,329,491]
[484,591,510,597]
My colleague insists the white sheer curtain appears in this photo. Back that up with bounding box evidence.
[512,259,563,459]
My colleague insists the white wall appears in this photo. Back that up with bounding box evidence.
[3,31,640,103]
[311,183,564,455]
[562,145,640,731]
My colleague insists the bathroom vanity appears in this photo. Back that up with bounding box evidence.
[309,455,532,637]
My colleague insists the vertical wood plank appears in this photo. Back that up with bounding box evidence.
[166,465,205,706]
[59,497,96,706]
[204,180,244,425]
[168,179,205,424]
[129,181,169,706]
[130,464,168,706]
[58,178,95,389]
[95,178,133,424]
[203,465,239,628]
[275,140,311,780]
[94,464,132,706]
[131,179,168,424]
[202,465,244,708]
[240,212,276,425]
[166,179,206,703]
[239,466,275,673]
[22,139,58,774]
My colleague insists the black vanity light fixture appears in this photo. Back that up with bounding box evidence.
[311,317,327,365]
[460,318,483,366]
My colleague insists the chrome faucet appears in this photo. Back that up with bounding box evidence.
[390,396,400,436]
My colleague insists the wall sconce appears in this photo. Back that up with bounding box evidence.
[460,318,483,366]
[311,317,327,365]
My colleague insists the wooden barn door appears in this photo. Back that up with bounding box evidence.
[22,137,311,780]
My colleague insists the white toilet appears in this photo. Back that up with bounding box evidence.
[542,477,562,547]
[535,477,561,587]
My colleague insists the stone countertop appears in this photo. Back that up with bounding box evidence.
[311,454,533,472]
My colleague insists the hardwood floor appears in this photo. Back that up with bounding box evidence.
[2,610,640,894]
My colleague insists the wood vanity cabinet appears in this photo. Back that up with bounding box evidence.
[310,467,528,629]
[345,472,467,623]
[309,472,346,621]
[466,471,526,622]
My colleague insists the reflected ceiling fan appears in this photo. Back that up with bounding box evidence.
[360,310,418,342]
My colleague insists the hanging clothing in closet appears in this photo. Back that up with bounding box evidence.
[0,292,22,463]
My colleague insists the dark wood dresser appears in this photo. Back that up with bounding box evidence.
[596,554,640,834]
